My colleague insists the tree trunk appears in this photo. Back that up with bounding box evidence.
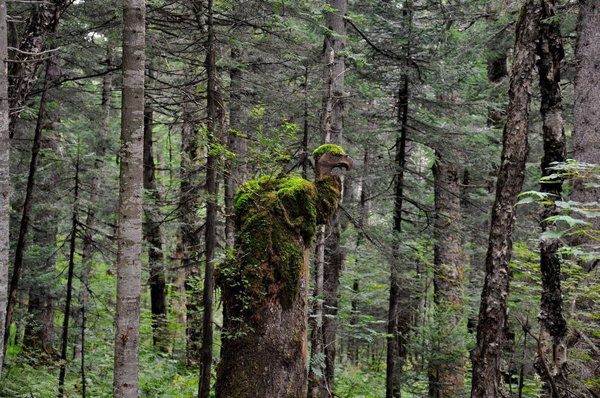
[113,0,145,396]
[4,58,54,355]
[199,0,221,395]
[73,51,113,360]
[570,1,600,394]
[318,1,347,395]
[387,72,409,398]
[58,149,80,396]
[143,103,168,350]
[429,158,464,397]
[216,172,344,398]
[471,1,540,396]
[0,0,9,378]
[572,0,600,266]
[534,1,569,396]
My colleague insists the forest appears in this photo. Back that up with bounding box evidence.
[0,0,598,397]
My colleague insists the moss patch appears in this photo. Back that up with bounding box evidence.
[312,144,345,162]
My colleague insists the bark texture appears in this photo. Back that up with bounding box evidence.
[573,0,600,264]
[429,159,464,398]
[113,0,145,396]
[535,1,569,395]
[216,173,342,398]
[471,1,540,396]
[571,1,600,393]
[0,0,9,378]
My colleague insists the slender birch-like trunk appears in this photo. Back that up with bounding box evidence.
[113,0,145,396]
[0,0,9,379]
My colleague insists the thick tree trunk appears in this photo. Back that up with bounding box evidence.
[73,52,113,360]
[0,0,9,376]
[534,1,569,396]
[4,58,54,354]
[113,0,145,396]
[429,158,464,397]
[471,1,540,397]
[143,104,168,350]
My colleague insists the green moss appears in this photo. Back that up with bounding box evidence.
[315,175,341,225]
[312,144,345,162]
[218,175,321,332]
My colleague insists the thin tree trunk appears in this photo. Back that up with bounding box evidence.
[429,157,464,397]
[143,103,167,350]
[113,0,145,396]
[58,148,80,396]
[387,72,409,398]
[534,1,569,396]
[4,58,53,355]
[471,1,541,396]
[0,0,9,379]
[73,51,113,360]
[199,0,220,395]
[319,1,347,395]
[309,225,326,398]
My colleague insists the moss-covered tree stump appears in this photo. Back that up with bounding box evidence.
[215,145,352,398]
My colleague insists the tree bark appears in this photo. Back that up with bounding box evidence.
[318,1,347,395]
[387,72,409,398]
[0,0,9,379]
[534,1,569,396]
[572,0,600,266]
[429,158,464,397]
[570,1,600,394]
[471,1,541,396]
[58,149,80,396]
[199,0,222,395]
[113,0,145,396]
[143,103,167,350]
